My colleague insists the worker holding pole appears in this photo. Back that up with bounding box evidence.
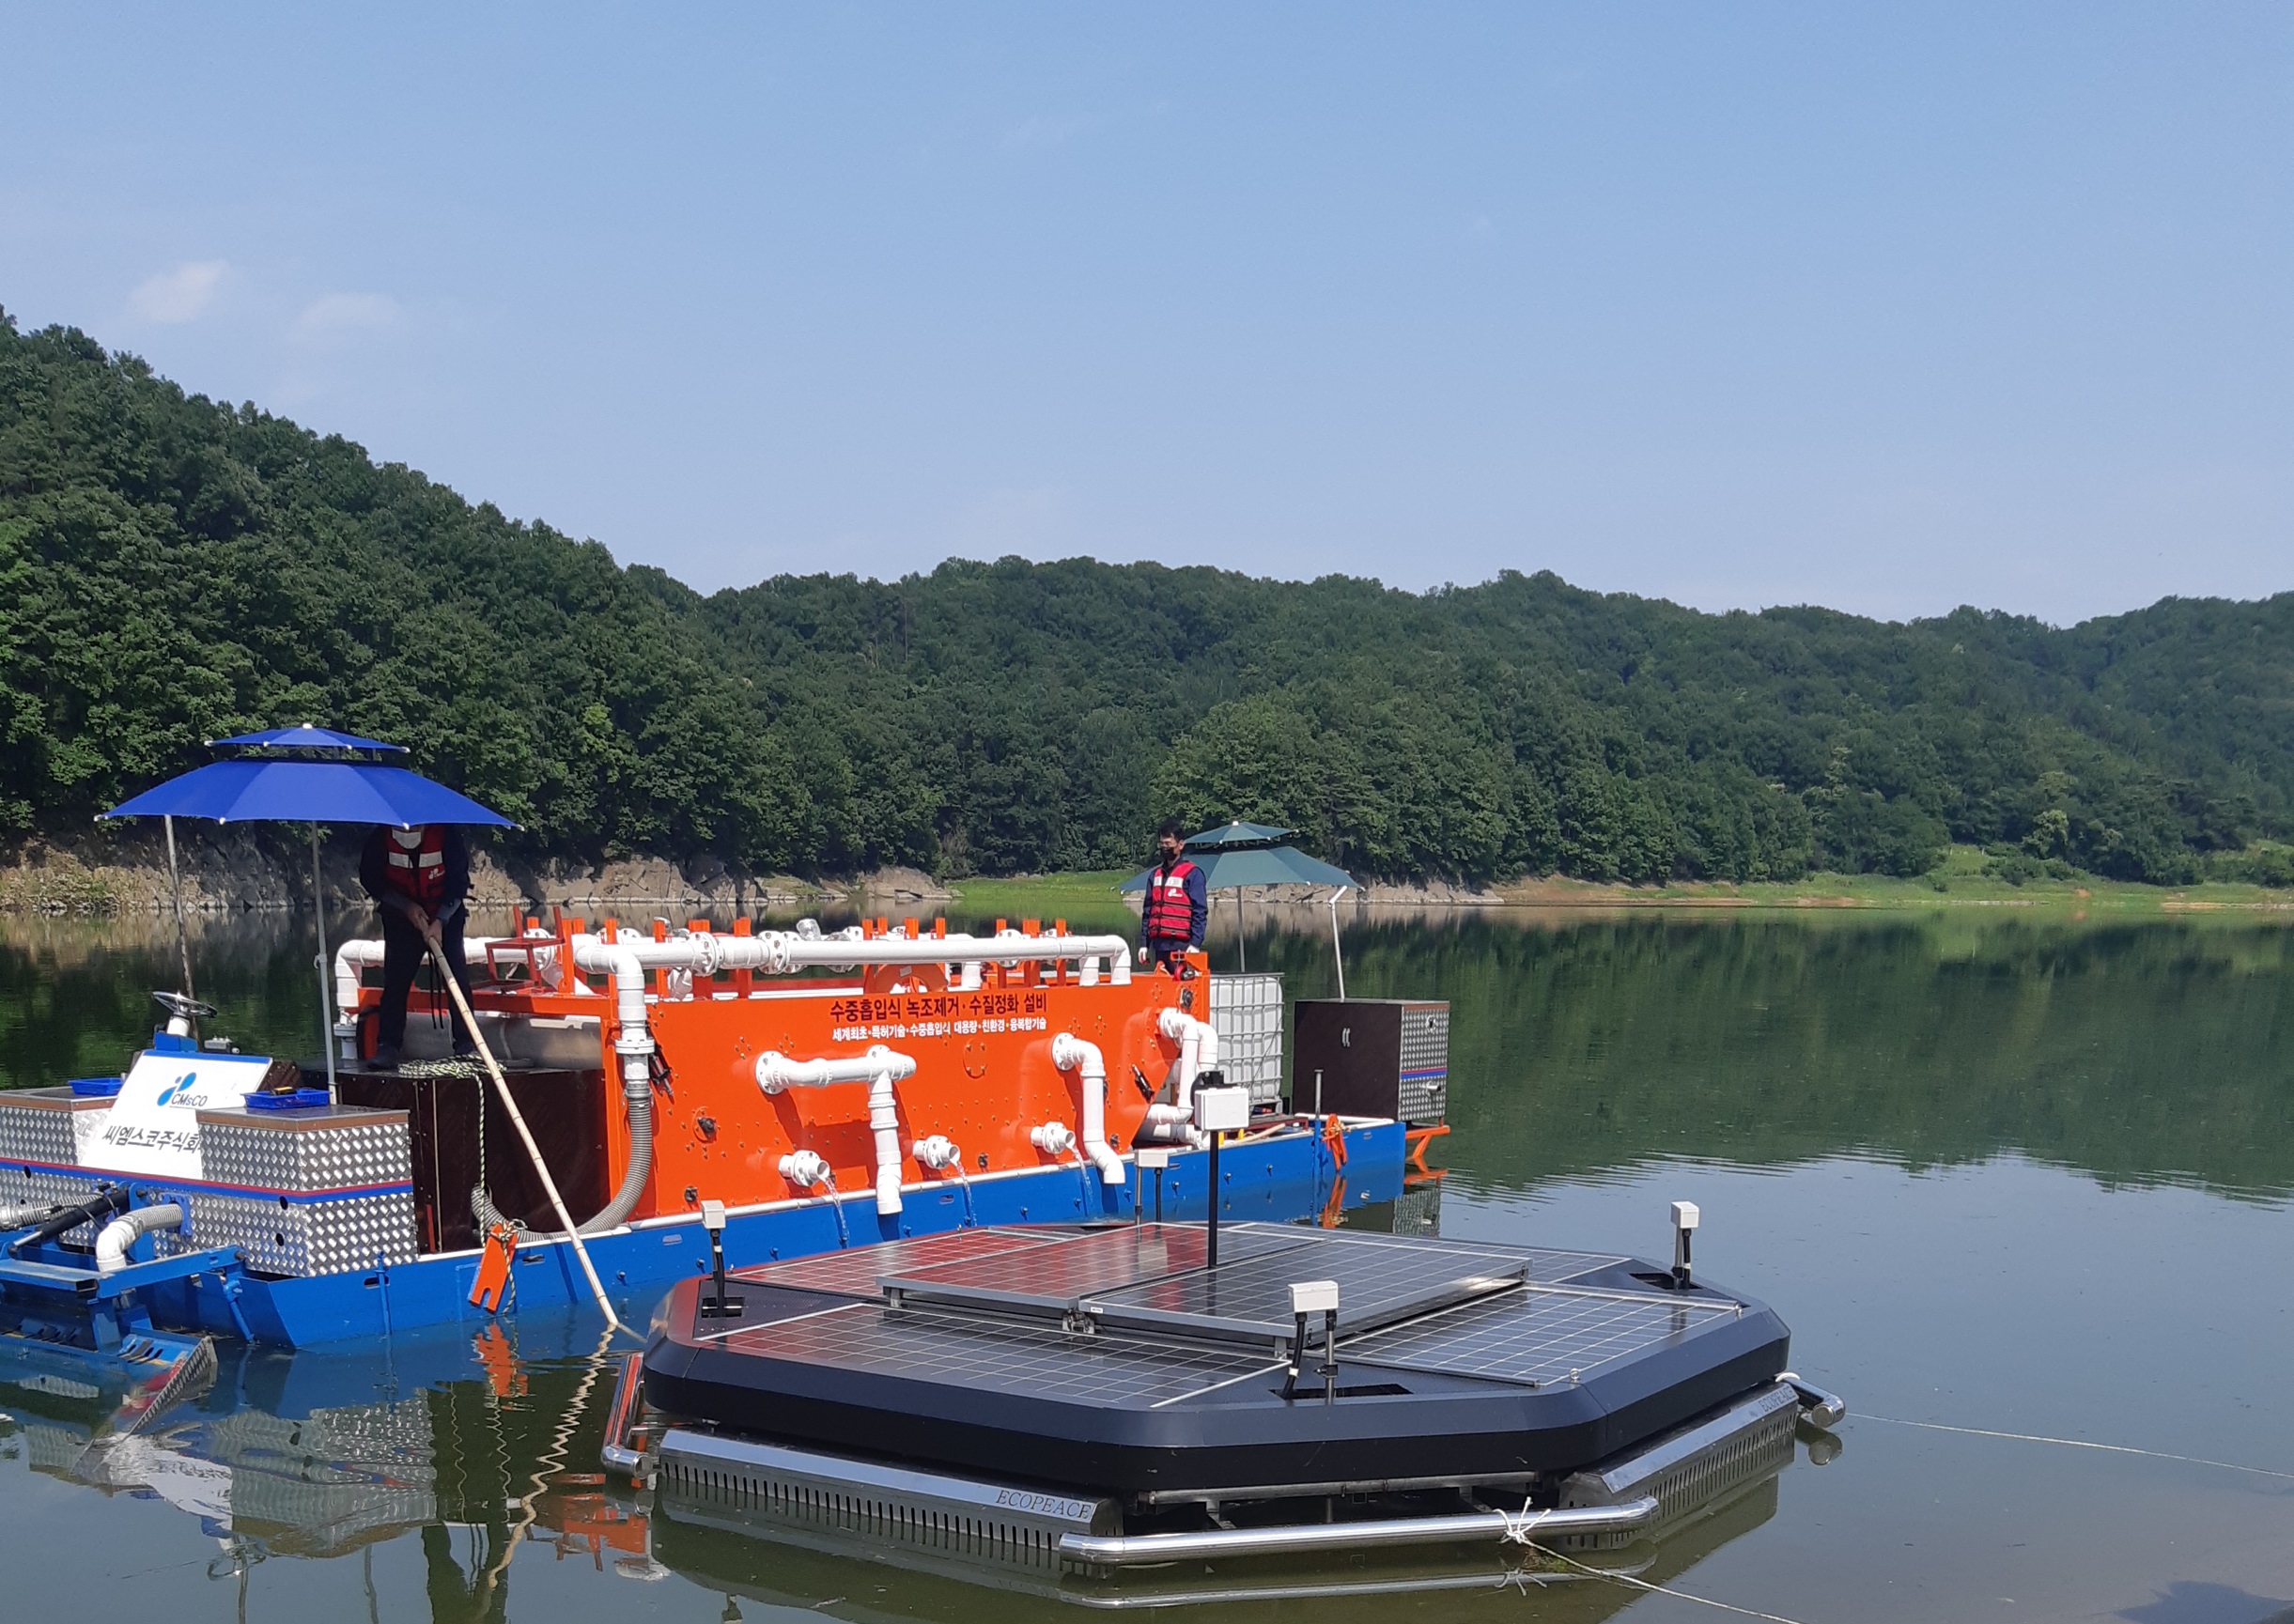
[358,823,478,1067]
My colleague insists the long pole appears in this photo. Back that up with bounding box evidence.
[163,815,195,1003]
[421,925,630,1339]
[1235,889,1248,974]
[1327,886,1349,999]
[311,830,337,1100]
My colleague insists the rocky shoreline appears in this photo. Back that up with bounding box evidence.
[0,834,955,918]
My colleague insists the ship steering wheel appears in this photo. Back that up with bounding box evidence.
[151,990,218,1022]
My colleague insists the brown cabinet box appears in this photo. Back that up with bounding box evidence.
[1293,999,1449,1125]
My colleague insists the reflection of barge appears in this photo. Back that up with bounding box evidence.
[633,1218,1844,1572]
[0,919,1401,1356]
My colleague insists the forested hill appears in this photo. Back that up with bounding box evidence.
[4,313,2291,887]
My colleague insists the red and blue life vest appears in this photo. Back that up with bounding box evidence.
[382,827,448,907]
[1141,858,1200,942]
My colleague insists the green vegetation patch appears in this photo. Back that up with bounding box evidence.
[5,313,2292,892]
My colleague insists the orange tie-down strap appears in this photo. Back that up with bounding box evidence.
[470,1221,521,1313]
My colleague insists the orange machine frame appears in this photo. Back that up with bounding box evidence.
[355,914,1209,1225]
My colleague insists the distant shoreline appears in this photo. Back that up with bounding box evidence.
[7,836,2287,920]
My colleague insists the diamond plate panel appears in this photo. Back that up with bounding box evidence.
[1398,1001,1448,1125]
[200,1117,412,1193]
[0,1098,80,1165]
[168,1190,418,1276]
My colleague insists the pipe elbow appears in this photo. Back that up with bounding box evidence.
[95,1202,184,1276]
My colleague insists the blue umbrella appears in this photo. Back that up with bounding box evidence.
[102,726,515,1091]
[1124,822,1357,990]
[106,760,511,827]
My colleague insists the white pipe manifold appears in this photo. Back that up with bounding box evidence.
[756,1045,920,1215]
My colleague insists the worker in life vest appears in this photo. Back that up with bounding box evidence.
[1138,820,1208,975]
[357,823,475,1066]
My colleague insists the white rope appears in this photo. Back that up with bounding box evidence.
[1527,1546,1812,1623]
[1860,1414,2294,1481]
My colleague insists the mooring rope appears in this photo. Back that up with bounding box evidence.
[1859,1414,2294,1480]
[1497,1495,1813,1623]
[397,1056,489,1079]
[1518,1547,1811,1623]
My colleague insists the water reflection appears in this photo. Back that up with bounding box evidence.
[7,908,2294,1621]
[1250,910,2294,1199]
[0,1280,1800,1620]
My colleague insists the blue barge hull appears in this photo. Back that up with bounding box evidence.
[109,1121,1405,1348]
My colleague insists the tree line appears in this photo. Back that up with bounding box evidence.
[3,313,2289,886]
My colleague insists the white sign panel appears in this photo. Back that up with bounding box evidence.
[83,1050,271,1179]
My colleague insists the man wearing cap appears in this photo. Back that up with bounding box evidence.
[358,823,476,1066]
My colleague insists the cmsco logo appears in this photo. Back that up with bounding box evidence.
[152,1071,200,1107]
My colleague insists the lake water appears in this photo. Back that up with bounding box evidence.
[5,906,2293,1623]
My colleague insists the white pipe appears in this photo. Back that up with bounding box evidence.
[95,1202,183,1276]
[334,923,1135,1018]
[587,923,1134,982]
[755,1046,922,1215]
[1146,1009,1220,1148]
[333,936,489,1020]
[868,1070,903,1214]
[1031,1121,1076,1157]
[754,1044,919,1093]
[912,1136,962,1171]
[1051,1034,1124,1185]
[778,1150,832,1188]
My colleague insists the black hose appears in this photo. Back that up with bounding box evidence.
[8,1184,130,1257]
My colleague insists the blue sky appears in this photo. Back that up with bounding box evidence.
[3,6,2287,623]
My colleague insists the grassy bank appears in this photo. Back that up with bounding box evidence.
[1498,843,2294,912]
[951,849,2294,917]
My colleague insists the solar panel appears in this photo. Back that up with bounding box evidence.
[879,1223,1313,1318]
[742,1227,1064,1297]
[1082,1237,1532,1342]
[1349,1283,1740,1388]
[710,1300,1286,1409]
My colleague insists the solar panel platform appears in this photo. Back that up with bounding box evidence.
[643,1221,1791,1506]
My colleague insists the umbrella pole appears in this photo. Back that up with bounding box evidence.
[163,814,196,1005]
[421,927,630,1340]
[1236,889,1247,974]
[1328,886,1349,999]
[311,829,337,1101]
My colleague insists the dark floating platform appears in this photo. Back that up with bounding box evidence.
[643,1221,1801,1535]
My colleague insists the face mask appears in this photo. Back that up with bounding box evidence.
[390,827,424,849]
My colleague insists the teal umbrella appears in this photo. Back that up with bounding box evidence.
[1124,822,1356,988]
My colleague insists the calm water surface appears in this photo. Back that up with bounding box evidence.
[4,907,2293,1623]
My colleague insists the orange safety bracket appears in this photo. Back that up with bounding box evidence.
[469,1220,520,1313]
[1321,1113,1349,1171]
[1405,1121,1450,1176]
